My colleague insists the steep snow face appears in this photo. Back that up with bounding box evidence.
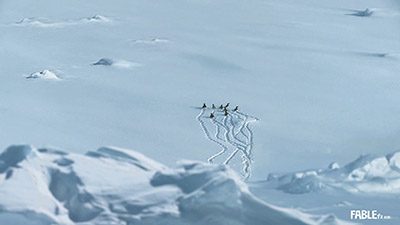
[264,151,400,194]
[0,145,351,225]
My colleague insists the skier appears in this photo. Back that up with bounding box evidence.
[210,113,215,118]
[219,104,224,109]
[233,106,238,111]
[224,110,229,116]
[212,104,216,109]
[202,103,207,109]
[225,103,230,108]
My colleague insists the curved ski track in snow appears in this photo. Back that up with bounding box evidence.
[196,108,258,180]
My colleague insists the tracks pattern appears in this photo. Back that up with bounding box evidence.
[196,108,258,180]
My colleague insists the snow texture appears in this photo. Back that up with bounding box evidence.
[0,145,352,225]
[265,151,400,194]
[26,70,60,80]
[14,15,111,28]
[92,58,139,69]
[196,106,258,180]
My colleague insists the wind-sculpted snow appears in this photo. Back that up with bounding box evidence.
[264,151,400,194]
[0,145,352,225]
[92,58,140,69]
[14,15,111,28]
[26,70,60,80]
[196,107,258,180]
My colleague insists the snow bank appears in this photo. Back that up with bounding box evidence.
[26,70,60,80]
[92,58,140,69]
[264,151,400,194]
[0,145,351,225]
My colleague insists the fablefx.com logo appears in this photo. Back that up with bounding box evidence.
[350,210,391,220]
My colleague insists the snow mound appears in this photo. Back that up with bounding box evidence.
[92,58,140,69]
[92,58,114,66]
[15,17,59,28]
[0,145,351,225]
[26,70,60,80]
[264,151,400,194]
[83,15,111,23]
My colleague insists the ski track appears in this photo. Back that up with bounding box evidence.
[234,112,250,144]
[196,108,257,180]
[235,111,257,159]
[196,109,228,163]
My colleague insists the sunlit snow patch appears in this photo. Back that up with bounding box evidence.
[26,70,60,80]
[264,151,400,194]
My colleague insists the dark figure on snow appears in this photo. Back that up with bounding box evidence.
[225,103,230,108]
[210,113,215,118]
[224,111,229,116]
[219,104,224,109]
[212,104,216,109]
[202,103,207,109]
[233,106,238,111]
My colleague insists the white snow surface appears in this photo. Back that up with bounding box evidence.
[92,58,140,69]
[264,151,400,194]
[0,145,353,225]
[1,0,399,181]
[26,70,60,80]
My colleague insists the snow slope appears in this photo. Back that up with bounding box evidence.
[263,151,400,194]
[0,0,399,181]
[249,151,400,224]
[0,145,353,225]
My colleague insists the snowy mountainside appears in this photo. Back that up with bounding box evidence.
[263,151,400,194]
[0,145,352,225]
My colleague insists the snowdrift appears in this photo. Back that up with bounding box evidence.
[26,70,60,80]
[265,151,400,194]
[0,145,351,225]
[92,58,139,69]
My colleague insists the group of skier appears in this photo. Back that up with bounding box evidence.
[201,103,238,118]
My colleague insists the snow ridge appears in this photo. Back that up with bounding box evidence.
[264,151,400,194]
[0,145,350,225]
